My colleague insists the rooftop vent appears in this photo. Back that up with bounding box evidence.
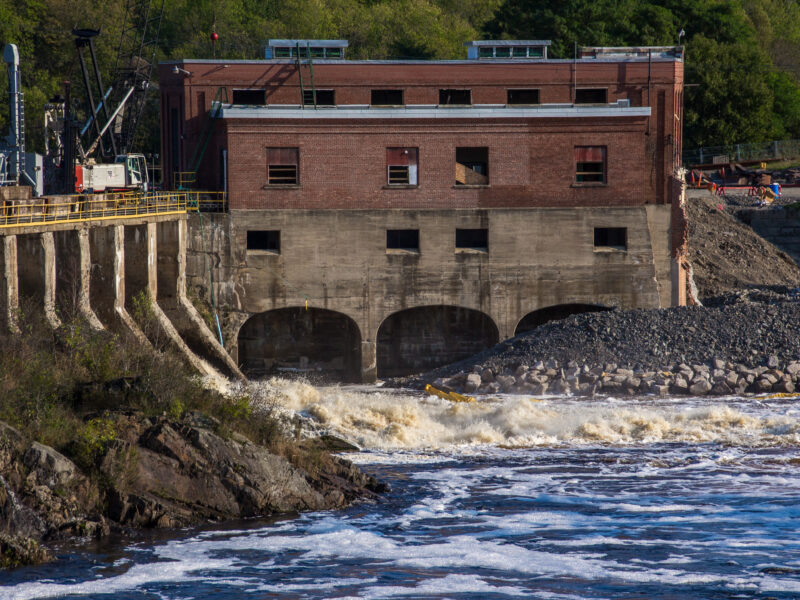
[266,39,348,60]
[465,40,550,60]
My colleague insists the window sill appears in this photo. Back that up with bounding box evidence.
[455,248,488,254]
[247,249,281,255]
[572,182,608,188]
[453,184,490,189]
[386,248,420,255]
[593,246,626,253]
[383,184,419,190]
[262,184,300,189]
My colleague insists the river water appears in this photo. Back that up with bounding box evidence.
[3,383,800,599]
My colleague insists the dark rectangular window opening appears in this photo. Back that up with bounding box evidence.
[303,89,335,105]
[247,230,280,252]
[575,146,606,184]
[456,228,488,251]
[267,147,299,185]
[232,89,266,105]
[386,229,419,251]
[507,89,540,105]
[575,88,608,104]
[594,227,627,250]
[456,147,489,185]
[371,89,404,105]
[439,89,472,105]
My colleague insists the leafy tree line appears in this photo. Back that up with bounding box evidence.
[0,0,798,158]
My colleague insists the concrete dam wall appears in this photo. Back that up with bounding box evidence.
[0,216,242,381]
[185,205,678,382]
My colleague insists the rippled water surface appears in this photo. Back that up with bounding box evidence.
[3,386,800,599]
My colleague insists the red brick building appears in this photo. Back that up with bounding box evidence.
[160,41,687,381]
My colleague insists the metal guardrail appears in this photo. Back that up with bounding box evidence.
[173,170,227,212]
[0,191,189,229]
[185,190,227,213]
[683,139,800,166]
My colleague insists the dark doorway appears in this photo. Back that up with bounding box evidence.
[515,304,610,335]
[238,308,362,382]
[377,306,498,378]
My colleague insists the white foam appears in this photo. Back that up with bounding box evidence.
[240,379,800,451]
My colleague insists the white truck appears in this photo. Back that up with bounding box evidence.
[75,154,149,193]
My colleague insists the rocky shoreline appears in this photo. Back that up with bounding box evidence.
[0,412,384,569]
[400,288,800,399]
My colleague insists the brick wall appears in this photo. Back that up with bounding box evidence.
[225,116,651,210]
[159,57,683,199]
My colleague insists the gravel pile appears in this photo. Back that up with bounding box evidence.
[399,287,800,397]
[687,194,800,300]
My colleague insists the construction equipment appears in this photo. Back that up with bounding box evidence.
[44,1,165,194]
[0,43,43,195]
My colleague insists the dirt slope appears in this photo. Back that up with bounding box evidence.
[687,194,800,301]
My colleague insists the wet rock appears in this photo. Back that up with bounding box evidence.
[768,355,780,369]
[773,378,795,394]
[496,375,516,392]
[464,373,481,392]
[0,534,52,568]
[689,379,712,395]
[480,368,495,383]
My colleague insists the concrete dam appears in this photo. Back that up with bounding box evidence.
[0,190,242,381]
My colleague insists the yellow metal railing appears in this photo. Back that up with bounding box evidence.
[185,190,227,212]
[0,192,189,229]
[174,171,197,189]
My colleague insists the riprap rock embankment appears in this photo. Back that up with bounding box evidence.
[404,288,800,398]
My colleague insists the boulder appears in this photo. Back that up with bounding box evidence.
[23,443,79,489]
[689,379,712,395]
[464,373,482,392]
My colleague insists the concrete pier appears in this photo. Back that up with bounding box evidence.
[0,216,241,379]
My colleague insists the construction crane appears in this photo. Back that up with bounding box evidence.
[50,0,164,193]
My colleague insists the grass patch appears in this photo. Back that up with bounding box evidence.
[0,302,286,469]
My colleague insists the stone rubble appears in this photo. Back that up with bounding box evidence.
[409,288,800,398]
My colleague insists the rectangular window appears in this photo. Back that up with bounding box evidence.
[303,89,335,105]
[575,88,608,104]
[512,47,527,58]
[456,228,488,251]
[247,230,280,253]
[371,89,404,106]
[479,47,494,58]
[594,227,627,250]
[274,47,292,58]
[439,89,472,105]
[386,147,418,185]
[494,47,511,58]
[267,147,299,185]
[575,146,606,184]
[455,147,489,185]
[232,89,266,105]
[386,229,419,251]
[528,46,544,58]
[507,89,540,105]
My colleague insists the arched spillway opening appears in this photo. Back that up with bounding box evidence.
[237,307,362,382]
[377,305,499,378]
[514,303,610,336]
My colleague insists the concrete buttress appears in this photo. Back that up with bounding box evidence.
[2,235,19,333]
[41,232,62,329]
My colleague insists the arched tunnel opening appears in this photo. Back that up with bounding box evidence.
[514,303,610,336]
[377,305,499,378]
[237,307,362,382]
